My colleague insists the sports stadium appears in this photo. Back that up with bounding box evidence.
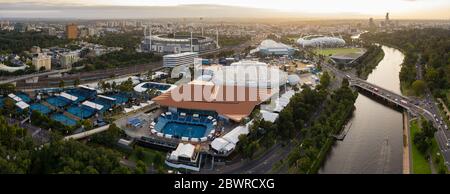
[297,35,346,48]
[141,34,218,54]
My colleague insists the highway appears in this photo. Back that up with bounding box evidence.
[322,62,450,169]
[0,69,71,85]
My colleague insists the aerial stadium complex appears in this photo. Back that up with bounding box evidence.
[141,34,218,54]
[251,39,296,56]
[142,60,296,170]
[297,35,346,48]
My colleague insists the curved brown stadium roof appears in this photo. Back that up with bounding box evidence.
[152,82,273,122]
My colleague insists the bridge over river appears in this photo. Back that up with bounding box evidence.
[322,62,450,169]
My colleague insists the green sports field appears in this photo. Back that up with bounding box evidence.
[314,47,365,58]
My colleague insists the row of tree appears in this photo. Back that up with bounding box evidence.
[0,115,131,173]
[72,49,162,71]
[0,30,71,53]
[362,28,449,107]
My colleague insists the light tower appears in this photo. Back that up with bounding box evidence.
[190,31,193,52]
[216,28,219,48]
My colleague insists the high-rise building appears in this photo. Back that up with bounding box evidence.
[66,23,78,40]
[385,12,390,23]
[32,54,51,71]
[369,18,376,29]
[163,52,198,67]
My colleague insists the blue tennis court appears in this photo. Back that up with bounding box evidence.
[67,105,96,119]
[16,93,31,103]
[30,103,52,115]
[108,93,129,105]
[162,121,207,138]
[51,114,77,126]
[47,96,71,107]
[142,82,171,91]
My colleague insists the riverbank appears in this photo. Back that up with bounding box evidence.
[403,111,411,174]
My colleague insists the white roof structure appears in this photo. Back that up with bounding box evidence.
[211,120,253,153]
[208,61,288,88]
[297,35,346,48]
[60,92,78,101]
[260,110,279,123]
[79,85,96,91]
[169,143,196,161]
[262,90,296,113]
[287,74,301,85]
[15,101,29,110]
[252,39,295,55]
[98,95,116,101]
[82,101,104,110]
[8,93,22,102]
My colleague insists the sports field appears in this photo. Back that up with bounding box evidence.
[314,47,365,58]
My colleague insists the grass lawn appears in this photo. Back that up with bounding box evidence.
[400,81,416,97]
[313,47,363,57]
[410,119,432,174]
[430,138,449,174]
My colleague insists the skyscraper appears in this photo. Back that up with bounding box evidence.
[66,23,78,40]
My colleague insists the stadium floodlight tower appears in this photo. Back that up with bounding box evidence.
[216,28,220,48]
[190,31,193,52]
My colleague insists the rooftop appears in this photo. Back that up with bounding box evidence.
[152,82,273,122]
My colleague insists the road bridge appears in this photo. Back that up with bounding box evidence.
[322,63,450,168]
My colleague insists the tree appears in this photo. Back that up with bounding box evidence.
[411,80,427,96]
[58,80,65,88]
[0,83,16,95]
[147,70,153,81]
[319,71,331,90]
[73,78,80,87]
[91,123,121,147]
[341,78,349,87]
[135,147,145,161]
[135,160,147,174]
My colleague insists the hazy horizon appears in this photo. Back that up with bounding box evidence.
[1,0,450,20]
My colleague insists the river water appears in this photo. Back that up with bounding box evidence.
[320,46,405,174]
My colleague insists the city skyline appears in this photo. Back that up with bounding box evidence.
[0,0,450,19]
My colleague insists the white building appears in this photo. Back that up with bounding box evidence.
[32,54,51,71]
[60,52,80,69]
[163,52,198,68]
[165,143,201,171]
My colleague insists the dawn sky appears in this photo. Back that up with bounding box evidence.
[1,0,449,19]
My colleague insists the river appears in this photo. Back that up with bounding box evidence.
[320,46,405,174]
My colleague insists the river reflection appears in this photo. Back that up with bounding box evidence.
[320,46,405,174]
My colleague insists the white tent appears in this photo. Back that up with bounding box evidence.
[60,92,78,101]
[15,101,30,110]
[211,120,253,153]
[260,110,279,123]
[8,93,22,102]
[82,101,104,110]
[169,143,195,161]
